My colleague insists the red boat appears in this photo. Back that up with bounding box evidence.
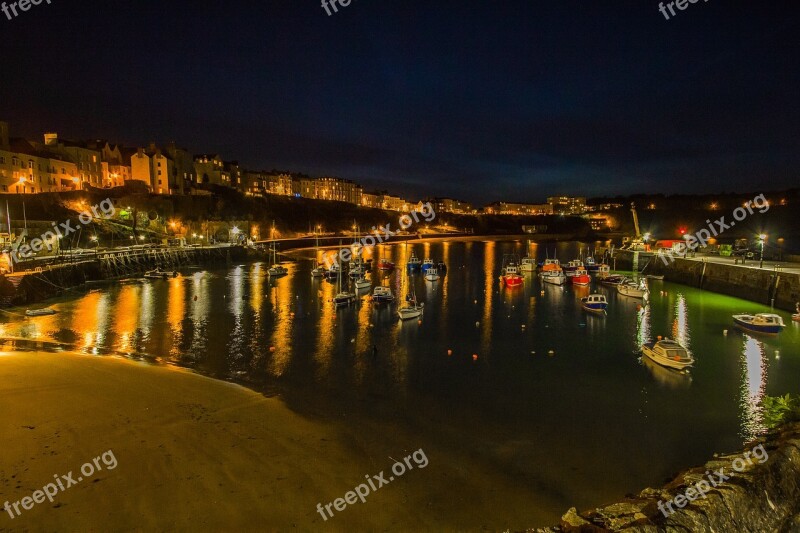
[378,259,395,270]
[571,268,591,286]
[501,263,524,287]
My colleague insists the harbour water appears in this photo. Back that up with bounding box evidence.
[2,239,799,528]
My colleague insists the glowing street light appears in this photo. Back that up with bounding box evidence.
[759,234,767,268]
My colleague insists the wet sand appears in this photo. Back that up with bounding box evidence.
[0,351,560,531]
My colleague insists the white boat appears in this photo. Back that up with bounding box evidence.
[733,313,786,335]
[424,268,440,282]
[520,257,536,273]
[421,259,435,272]
[580,294,608,314]
[348,265,365,278]
[25,308,57,317]
[372,285,395,303]
[596,264,612,279]
[354,277,371,290]
[399,267,423,320]
[617,281,648,298]
[540,270,566,285]
[311,230,327,278]
[641,338,694,370]
[144,268,177,279]
[267,242,287,277]
[333,240,356,307]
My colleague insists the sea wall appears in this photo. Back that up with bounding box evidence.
[614,251,799,312]
[533,423,800,532]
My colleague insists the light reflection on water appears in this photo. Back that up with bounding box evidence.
[2,240,799,520]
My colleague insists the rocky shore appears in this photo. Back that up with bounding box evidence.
[534,423,800,532]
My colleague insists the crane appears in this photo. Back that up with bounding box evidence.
[631,202,642,240]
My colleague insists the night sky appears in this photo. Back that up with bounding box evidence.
[1,1,798,203]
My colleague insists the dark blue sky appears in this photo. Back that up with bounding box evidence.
[1,1,798,203]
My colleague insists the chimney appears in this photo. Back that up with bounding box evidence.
[148,142,157,153]
[0,121,8,149]
[137,147,144,157]
[44,132,58,146]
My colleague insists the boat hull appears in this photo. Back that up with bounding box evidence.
[571,275,591,286]
[502,275,523,287]
[642,346,693,370]
[794,314,800,322]
[398,307,423,320]
[733,317,784,335]
[581,303,607,313]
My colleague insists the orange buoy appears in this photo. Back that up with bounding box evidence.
[472,354,478,361]
[269,346,276,352]
[447,349,453,356]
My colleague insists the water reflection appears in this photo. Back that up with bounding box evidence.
[739,335,768,440]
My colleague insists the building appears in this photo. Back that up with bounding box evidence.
[165,142,196,194]
[361,191,382,209]
[40,133,104,189]
[292,177,315,198]
[85,140,131,188]
[548,196,587,215]
[266,173,293,196]
[381,194,410,212]
[242,171,268,196]
[429,197,474,214]
[588,217,609,231]
[314,177,362,204]
[0,137,78,193]
[131,144,176,194]
[485,202,553,215]
[194,154,232,187]
[225,161,242,190]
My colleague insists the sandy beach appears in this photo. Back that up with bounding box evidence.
[0,350,560,532]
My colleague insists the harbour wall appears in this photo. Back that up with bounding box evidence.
[613,250,800,312]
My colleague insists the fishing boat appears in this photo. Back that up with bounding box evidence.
[424,267,440,282]
[333,241,356,307]
[570,268,591,286]
[501,255,524,287]
[617,280,648,298]
[732,313,786,335]
[349,260,366,278]
[541,270,566,286]
[520,257,536,273]
[144,268,177,280]
[641,338,694,370]
[372,285,395,303]
[540,258,561,272]
[599,274,628,286]
[407,252,422,271]
[398,270,423,320]
[25,308,57,317]
[595,264,612,279]
[564,259,584,275]
[378,259,395,271]
[267,243,288,277]
[421,259,435,272]
[584,256,600,272]
[580,294,608,314]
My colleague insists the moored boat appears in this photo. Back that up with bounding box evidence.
[407,253,422,271]
[520,257,536,273]
[540,258,561,272]
[541,270,566,286]
[421,259,435,272]
[595,264,612,279]
[732,313,786,335]
[145,268,177,279]
[580,294,608,314]
[599,274,627,286]
[617,281,648,298]
[378,259,395,271]
[564,259,583,275]
[570,268,591,286]
[25,308,57,317]
[584,256,600,272]
[424,268,440,282]
[501,260,524,287]
[372,285,395,303]
[354,277,372,290]
[641,338,694,370]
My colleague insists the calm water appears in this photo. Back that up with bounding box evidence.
[3,239,799,528]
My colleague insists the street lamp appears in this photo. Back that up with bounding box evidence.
[759,234,767,268]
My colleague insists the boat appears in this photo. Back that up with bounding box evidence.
[348,262,366,278]
[267,242,288,277]
[378,259,395,271]
[145,268,177,279]
[325,262,342,280]
[584,256,600,272]
[541,270,566,286]
[354,277,372,290]
[424,268,440,282]
[793,314,800,323]
[641,338,694,370]
[599,274,628,286]
[398,269,423,320]
[595,264,612,279]
[407,252,422,271]
[570,268,591,286]
[421,259,435,272]
[580,294,608,314]
[617,280,648,298]
[25,308,57,317]
[501,255,524,287]
[437,261,447,272]
[333,241,356,307]
[732,313,786,335]
[540,258,561,272]
[520,257,536,273]
[311,230,327,277]
[645,274,665,280]
[564,259,584,275]
[372,285,395,303]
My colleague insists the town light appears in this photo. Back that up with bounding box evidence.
[139,235,146,241]
[758,234,767,268]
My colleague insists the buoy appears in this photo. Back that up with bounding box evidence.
[521,324,526,329]
[531,350,535,355]
[723,329,728,335]
[474,299,478,304]
[418,320,422,325]
[657,335,662,341]
[351,338,355,343]
[193,295,198,301]
[548,350,555,356]
[447,349,453,356]
[269,346,276,352]
[475,321,480,327]
[472,354,478,361]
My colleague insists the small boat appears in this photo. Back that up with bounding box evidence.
[541,270,566,286]
[437,261,447,272]
[617,281,648,298]
[398,304,424,320]
[25,308,57,317]
[372,285,395,303]
[354,277,372,290]
[145,268,177,279]
[268,265,288,277]
[599,274,628,286]
[378,259,395,271]
[540,258,561,272]
[580,294,608,314]
[564,259,584,275]
[349,265,366,278]
[595,264,612,280]
[584,256,600,272]
[645,274,665,280]
[407,253,422,271]
[324,262,341,279]
[570,268,591,286]
[334,291,357,307]
[424,268,440,282]
[520,257,536,273]
[732,313,786,335]
[501,260,524,287]
[311,265,327,278]
[421,259,435,272]
[642,338,694,370]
